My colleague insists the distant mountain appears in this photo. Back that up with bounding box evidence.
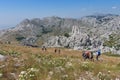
[0,14,119,53]
[0,16,81,45]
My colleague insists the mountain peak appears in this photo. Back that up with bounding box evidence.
[20,19,30,25]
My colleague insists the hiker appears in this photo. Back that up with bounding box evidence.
[54,48,61,54]
[82,50,90,60]
[96,49,101,61]
[54,48,57,53]
[42,46,47,52]
[44,47,47,51]
[58,49,61,54]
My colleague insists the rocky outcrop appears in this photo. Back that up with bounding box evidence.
[44,26,102,50]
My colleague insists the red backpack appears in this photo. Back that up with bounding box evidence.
[85,51,90,56]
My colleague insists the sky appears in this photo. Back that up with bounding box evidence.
[0,0,120,29]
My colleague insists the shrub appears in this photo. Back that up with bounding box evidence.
[18,68,39,80]
[16,36,25,41]
[64,33,70,37]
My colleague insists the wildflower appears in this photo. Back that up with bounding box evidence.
[30,74,35,77]
[20,71,26,75]
[65,62,73,68]
[30,68,39,72]
[97,72,103,79]
[49,71,54,76]
[62,74,68,78]
[81,62,89,69]
[18,68,39,80]
[54,66,65,73]
[0,73,3,77]
[108,70,111,74]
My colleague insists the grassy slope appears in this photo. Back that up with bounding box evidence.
[0,44,120,80]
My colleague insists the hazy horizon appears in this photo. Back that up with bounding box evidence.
[0,0,120,30]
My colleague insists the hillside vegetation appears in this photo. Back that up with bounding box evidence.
[0,44,120,80]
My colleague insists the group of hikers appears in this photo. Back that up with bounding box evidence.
[42,46,101,61]
[54,48,61,54]
[82,49,101,61]
[42,46,47,51]
[42,46,61,54]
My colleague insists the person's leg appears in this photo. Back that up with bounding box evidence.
[84,55,87,60]
[96,54,101,61]
[96,55,98,60]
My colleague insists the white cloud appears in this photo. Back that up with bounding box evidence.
[112,6,117,9]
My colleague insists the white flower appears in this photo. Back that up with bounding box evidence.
[62,74,68,78]
[49,71,54,76]
[30,68,34,71]
[30,74,34,77]
[108,70,111,74]
[98,72,102,75]
[65,62,73,68]
[20,71,26,75]
[97,72,103,79]
[54,66,65,73]
[0,73,3,77]
[30,68,39,72]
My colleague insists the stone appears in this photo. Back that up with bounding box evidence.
[0,54,6,61]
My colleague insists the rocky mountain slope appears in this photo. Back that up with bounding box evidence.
[0,14,120,53]
[0,17,80,45]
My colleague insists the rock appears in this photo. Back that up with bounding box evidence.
[0,54,6,61]
[44,26,102,50]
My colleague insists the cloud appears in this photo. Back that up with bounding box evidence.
[112,6,117,9]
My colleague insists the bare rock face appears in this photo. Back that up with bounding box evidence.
[44,26,102,50]
[44,36,68,47]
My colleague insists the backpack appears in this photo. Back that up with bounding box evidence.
[97,50,101,55]
[85,51,90,56]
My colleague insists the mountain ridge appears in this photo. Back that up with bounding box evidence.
[0,14,120,54]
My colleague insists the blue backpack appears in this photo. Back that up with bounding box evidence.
[97,50,101,55]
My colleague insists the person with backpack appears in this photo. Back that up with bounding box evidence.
[42,46,47,52]
[96,49,101,61]
[82,50,90,60]
[54,48,57,53]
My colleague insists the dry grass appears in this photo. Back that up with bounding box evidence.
[0,44,120,80]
